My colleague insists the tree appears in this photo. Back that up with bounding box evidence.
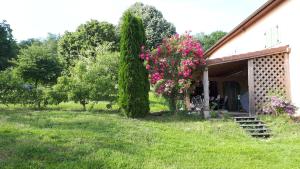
[58,20,119,68]
[118,11,150,118]
[14,43,63,108]
[55,48,119,110]
[194,31,227,51]
[0,20,17,70]
[18,33,59,57]
[43,33,60,56]
[57,32,80,69]
[77,20,119,52]
[45,76,69,105]
[18,38,42,50]
[140,33,205,112]
[14,44,63,87]
[65,62,91,110]
[88,49,119,102]
[125,2,176,50]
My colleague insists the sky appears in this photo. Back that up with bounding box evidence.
[0,0,267,42]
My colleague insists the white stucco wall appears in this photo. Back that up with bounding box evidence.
[209,0,300,115]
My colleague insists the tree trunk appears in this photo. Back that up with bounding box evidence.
[38,101,41,109]
[184,90,191,111]
[167,96,177,114]
[35,80,41,109]
[81,100,86,111]
[35,80,38,89]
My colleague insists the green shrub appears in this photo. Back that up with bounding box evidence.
[210,111,218,118]
[0,69,44,107]
[0,69,22,105]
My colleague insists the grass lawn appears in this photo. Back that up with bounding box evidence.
[1,96,300,168]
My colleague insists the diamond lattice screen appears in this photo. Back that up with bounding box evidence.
[253,53,287,114]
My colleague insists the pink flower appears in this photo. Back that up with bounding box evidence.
[146,64,150,70]
[139,32,205,96]
[157,46,161,55]
[139,53,145,59]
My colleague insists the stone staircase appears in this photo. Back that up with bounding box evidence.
[234,116,271,138]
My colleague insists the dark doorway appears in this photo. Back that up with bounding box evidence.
[209,81,218,98]
[191,84,203,98]
[223,81,240,111]
[191,81,218,99]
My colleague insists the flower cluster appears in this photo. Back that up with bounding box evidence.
[140,32,205,97]
[263,95,297,115]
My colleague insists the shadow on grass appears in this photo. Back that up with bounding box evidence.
[0,130,139,168]
[0,106,203,125]
[0,115,142,168]
[149,100,167,105]
[0,107,120,115]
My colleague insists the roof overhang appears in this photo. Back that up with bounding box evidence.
[207,45,290,66]
[204,0,287,58]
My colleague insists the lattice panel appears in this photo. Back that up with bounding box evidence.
[253,53,287,114]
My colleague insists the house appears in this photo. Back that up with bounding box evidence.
[190,0,300,117]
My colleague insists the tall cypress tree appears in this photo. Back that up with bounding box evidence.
[118,11,150,118]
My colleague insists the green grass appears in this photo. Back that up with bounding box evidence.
[1,100,300,168]
[0,92,168,113]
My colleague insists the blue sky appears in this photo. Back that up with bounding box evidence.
[0,0,267,42]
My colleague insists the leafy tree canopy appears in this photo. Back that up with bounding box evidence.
[18,38,42,50]
[124,2,176,49]
[58,20,119,68]
[0,20,17,70]
[14,43,63,86]
[0,69,22,105]
[55,48,119,110]
[194,31,227,51]
[18,33,59,55]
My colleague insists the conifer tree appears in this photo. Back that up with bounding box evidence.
[118,11,150,117]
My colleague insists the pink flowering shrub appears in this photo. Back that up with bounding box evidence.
[263,95,297,116]
[140,32,205,111]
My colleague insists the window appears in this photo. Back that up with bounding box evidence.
[264,25,281,48]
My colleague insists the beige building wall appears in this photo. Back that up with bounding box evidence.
[209,0,300,115]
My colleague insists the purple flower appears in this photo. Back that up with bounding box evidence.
[264,95,298,115]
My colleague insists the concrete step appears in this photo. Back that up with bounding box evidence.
[236,120,261,124]
[234,116,257,121]
[240,124,266,128]
[235,116,272,138]
[228,112,249,117]
[245,128,270,133]
[251,132,272,138]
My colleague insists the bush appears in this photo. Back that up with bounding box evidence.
[45,78,68,105]
[0,69,47,108]
[0,69,22,105]
[118,11,150,117]
[140,32,205,112]
[263,95,297,116]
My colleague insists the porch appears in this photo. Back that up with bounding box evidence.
[189,59,249,117]
[187,46,290,118]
